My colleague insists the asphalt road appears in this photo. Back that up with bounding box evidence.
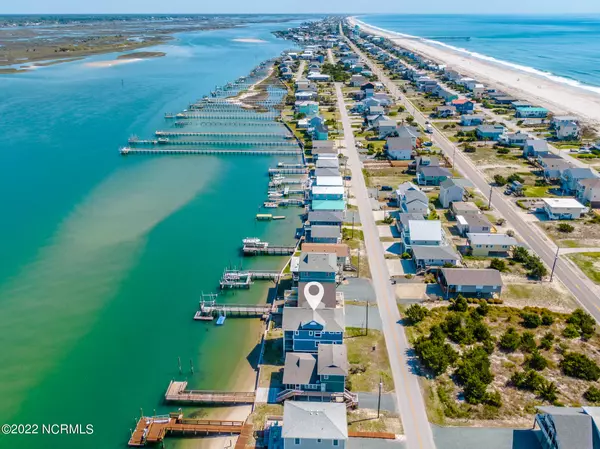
[343,35,600,321]
[334,81,437,449]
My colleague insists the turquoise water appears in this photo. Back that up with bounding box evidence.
[0,21,300,449]
[358,14,600,91]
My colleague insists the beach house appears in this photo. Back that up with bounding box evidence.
[556,121,580,140]
[306,211,344,228]
[541,198,587,220]
[301,243,350,267]
[433,85,458,102]
[417,166,452,186]
[561,167,598,194]
[451,201,481,218]
[576,178,600,207]
[436,106,457,118]
[439,178,465,208]
[456,214,492,236]
[282,344,348,394]
[283,307,345,353]
[385,136,414,160]
[499,132,529,147]
[438,268,503,299]
[396,182,429,215]
[377,119,398,139]
[306,225,341,244]
[311,185,344,201]
[295,101,319,117]
[515,106,548,118]
[311,140,337,158]
[411,245,460,270]
[467,233,518,257]
[523,139,550,158]
[451,98,475,114]
[280,402,348,449]
[460,115,485,126]
[312,122,329,141]
[476,125,505,141]
[538,154,573,180]
[360,82,375,98]
[404,220,445,250]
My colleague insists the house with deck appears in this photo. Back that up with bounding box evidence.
[467,233,518,256]
[417,166,452,186]
[396,182,429,215]
[412,245,460,270]
[460,115,485,126]
[386,136,414,160]
[541,198,587,220]
[515,106,549,118]
[451,98,475,114]
[456,214,492,236]
[576,178,600,207]
[451,201,480,218]
[499,132,529,147]
[295,101,319,117]
[280,401,348,449]
[301,243,349,267]
[402,219,445,252]
[438,268,503,299]
[282,343,347,393]
[561,168,598,194]
[283,307,345,353]
[523,139,550,158]
[306,211,344,228]
[436,105,457,118]
[439,178,465,208]
[306,225,341,244]
[377,120,398,139]
[476,125,505,141]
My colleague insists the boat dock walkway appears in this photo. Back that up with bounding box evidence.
[269,167,308,175]
[219,269,280,289]
[243,244,296,255]
[194,300,275,319]
[128,412,246,447]
[164,381,256,405]
[156,131,289,138]
[120,147,301,156]
[175,113,278,120]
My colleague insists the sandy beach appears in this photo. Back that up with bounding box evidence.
[84,58,143,68]
[233,38,268,43]
[350,17,600,127]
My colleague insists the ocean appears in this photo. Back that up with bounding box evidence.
[358,14,600,92]
[0,19,302,449]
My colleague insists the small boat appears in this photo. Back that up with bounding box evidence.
[268,192,283,199]
[264,202,278,208]
[272,216,286,220]
[243,237,262,245]
[216,314,226,325]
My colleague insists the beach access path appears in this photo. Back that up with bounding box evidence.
[348,17,600,127]
[332,59,437,449]
[340,28,600,323]
[295,60,306,81]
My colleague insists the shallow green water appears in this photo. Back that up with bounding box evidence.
[0,21,299,449]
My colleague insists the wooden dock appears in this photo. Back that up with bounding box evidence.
[219,269,280,289]
[128,413,244,447]
[269,167,308,175]
[164,381,256,405]
[194,300,275,319]
[156,131,289,138]
[243,244,295,255]
[119,147,301,156]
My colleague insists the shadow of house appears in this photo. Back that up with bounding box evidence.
[431,425,542,449]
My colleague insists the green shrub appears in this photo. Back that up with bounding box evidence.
[449,294,468,312]
[475,301,490,317]
[499,327,521,352]
[537,380,558,402]
[489,258,507,272]
[520,331,537,353]
[541,311,555,326]
[557,223,574,233]
[512,246,530,263]
[414,326,458,376]
[584,386,600,403]
[485,390,503,408]
[507,173,524,183]
[511,369,545,392]
[563,323,580,339]
[567,309,596,339]
[527,350,548,371]
[497,148,510,155]
[561,352,600,381]
[538,332,554,350]
[405,304,429,324]
[401,252,411,259]
[521,312,542,329]
[493,174,507,186]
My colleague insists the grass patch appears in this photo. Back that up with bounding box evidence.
[566,252,600,285]
[347,409,402,434]
[523,185,555,198]
[248,404,284,430]
[258,327,284,388]
[345,327,394,393]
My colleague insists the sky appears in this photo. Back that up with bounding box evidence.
[3,0,600,14]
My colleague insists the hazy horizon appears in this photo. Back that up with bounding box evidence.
[2,0,600,15]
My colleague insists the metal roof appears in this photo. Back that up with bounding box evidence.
[298,252,338,272]
[282,307,345,332]
[441,268,503,287]
[467,233,518,246]
[317,344,348,376]
[412,245,459,261]
[283,352,317,385]
[307,210,344,223]
[282,401,348,440]
[310,225,341,239]
[409,220,442,242]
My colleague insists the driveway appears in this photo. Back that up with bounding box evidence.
[338,277,376,303]
[346,304,383,331]
[386,259,416,277]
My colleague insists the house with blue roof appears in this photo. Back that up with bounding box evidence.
[515,106,549,118]
[476,125,505,141]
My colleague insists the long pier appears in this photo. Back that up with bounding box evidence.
[156,131,289,138]
[149,139,298,148]
[269,168,308,175]
[128,413,246,447]
[194,300,275,319]
[120,147,301,156]
[219,269,280,289]
[176,113,278,120]
[243,244,296,255]
[164,381,256,405]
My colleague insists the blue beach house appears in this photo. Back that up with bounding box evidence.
[283,307,345,353]
[282,344,348,393]
[312,122,329,141]
[515,106,548,118]
[298,252,338,284]
[476,125,505,141]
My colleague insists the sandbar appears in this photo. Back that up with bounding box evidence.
[232,38,267,43]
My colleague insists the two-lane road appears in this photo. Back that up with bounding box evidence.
[334,82,436,449]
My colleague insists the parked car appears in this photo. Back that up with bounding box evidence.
[380,185,393,191]
[423,141,433,147]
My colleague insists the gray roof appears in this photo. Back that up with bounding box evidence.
[307,210,344,224]
[452,201,480,213]
[398,213,425,229]
[397,125,420,139]
[404,189,429,204]
[317,343,348,376]
[283,352,317,385]
[564,167,597,179]
[316,159,339,169]
[314,168,340,177]
[477,125,505,133]
[412,245,460,261]
[282,401,348,440]
[419,166,452,177]
[463,214,492,227]
[386,136,413,151]
[282,307,345,332]
[525,139,549,151]
[440,178,464,190]
[537,407,593,449]
[298,252,338,272]
[580,178,600,189]
[467,233,518,246]
[441,268,503,287]
[310,225,341,239]
[312,140,336,150]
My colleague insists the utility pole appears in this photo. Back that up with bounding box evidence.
[488,185,493,210]
[357,247,360,278]
[377,377,383,418]
[352,214,355,239]
[550,245,560,282]
[452,146,457,169]
[365,299,369,336]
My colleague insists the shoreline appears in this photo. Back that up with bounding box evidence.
[349,17,600,127]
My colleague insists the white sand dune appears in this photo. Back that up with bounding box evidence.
[232,38,267,43]
[84,58,142,68]
[350,17,600,127]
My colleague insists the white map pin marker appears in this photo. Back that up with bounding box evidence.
[304,281,325,310]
